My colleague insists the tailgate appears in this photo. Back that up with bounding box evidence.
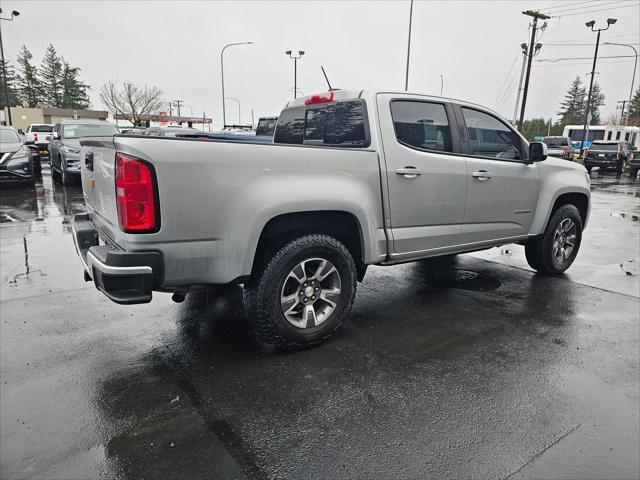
[80,138,121,245]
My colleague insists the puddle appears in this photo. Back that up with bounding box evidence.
[610,210,639,222]
[434,269,501,292]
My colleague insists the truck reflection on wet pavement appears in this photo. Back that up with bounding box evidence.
[1,164,638,479]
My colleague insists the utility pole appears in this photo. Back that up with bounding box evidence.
[580,18,617,155]
[405,0,414,91]
[617,100,628,124]
[172,99,183,124]
[513,43,528,125]
[440,74,444,96]
[518,10,549,131]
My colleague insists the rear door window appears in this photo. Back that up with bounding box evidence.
[390,101,452,152]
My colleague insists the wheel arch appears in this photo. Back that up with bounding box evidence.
[249,210,367,281]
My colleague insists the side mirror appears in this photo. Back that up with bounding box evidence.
[25,140,35,145]
[529,142,547,162]
[18,129,24,135]
[52,132,59,140]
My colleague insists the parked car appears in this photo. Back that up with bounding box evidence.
[0,126,35,184]
[24,124,54,153]
[542,136,574,160]
[255,116,278,136]
[583,140,634,175]
[72,89,590,350]
[49,120,120,185]
[122,127,147,136]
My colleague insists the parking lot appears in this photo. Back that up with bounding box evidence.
[1,162,639,479]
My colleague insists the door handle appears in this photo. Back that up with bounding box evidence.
[472,170,492,181]
[395,167,423,179]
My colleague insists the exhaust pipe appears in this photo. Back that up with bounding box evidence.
[172,292,187,303]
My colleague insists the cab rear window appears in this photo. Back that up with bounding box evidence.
[274,100,369,147]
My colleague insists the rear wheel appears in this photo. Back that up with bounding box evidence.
[525,204,582,275]
[630,167,638,179]
[244,234,357,351]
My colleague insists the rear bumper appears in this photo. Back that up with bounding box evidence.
[72,214,163,304]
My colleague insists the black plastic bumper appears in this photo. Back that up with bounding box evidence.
[72,214,163,304]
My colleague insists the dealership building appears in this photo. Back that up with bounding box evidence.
[1,107,108,133]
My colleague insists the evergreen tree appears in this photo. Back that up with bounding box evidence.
[60,60,91,109]
[40,44,63,107]
[0,60,20,109]
[587,81,605,125]
[15,45,41,108]
[627,86,640,120]
[557,77,586,126]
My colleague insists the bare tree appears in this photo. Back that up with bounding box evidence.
[99,81,164,126]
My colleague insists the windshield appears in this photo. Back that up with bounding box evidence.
[591,143,618,151]
[0,129,21,144]
[543,137,568,147]
[63,124,119,139]
[30,125,53,133]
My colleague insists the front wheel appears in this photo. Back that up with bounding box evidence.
[244,234,357,351]
[525,204,583,275]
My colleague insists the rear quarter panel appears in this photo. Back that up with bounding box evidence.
[107,137,386,286]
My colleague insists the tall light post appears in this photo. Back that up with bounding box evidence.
[604,42,637,126]
[440,74,444,96]
[0,8,20,126]
[405,0,414,91]
[580,18,617,154]
[225,97,241,124]
[220,41,253,128]
[285,50,305,99]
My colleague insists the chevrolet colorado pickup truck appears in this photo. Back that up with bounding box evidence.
[72,89,591,350]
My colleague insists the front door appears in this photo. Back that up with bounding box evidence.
[377,94,468,255]
[456,106,540,243]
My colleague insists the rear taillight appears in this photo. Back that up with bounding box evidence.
[562,147,568,156]
[34,133,38,142]
[304,91,334,105]
[115,153,158,233]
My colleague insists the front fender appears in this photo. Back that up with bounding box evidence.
[529,159,590,235]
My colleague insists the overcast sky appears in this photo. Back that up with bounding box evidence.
[2,0,639,127]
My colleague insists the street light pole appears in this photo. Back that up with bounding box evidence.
[580,18,617,155]
[405,0,414,91]
[285,50,305,99]
[225,97,241,124]
[220,41,253,128]
[440,74,444,96]
[0,8,20,126]
[604,42,637,126]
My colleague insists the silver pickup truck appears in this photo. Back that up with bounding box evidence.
[73,89,590,350]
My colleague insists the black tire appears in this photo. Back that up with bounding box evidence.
[630,167,638,179]
[525,204,583,275]
[244,234,357,351]
[616,160,624,176]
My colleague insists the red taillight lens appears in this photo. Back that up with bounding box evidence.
[304,91,334,105]
[115,153,157,232]
[34,133,38,142]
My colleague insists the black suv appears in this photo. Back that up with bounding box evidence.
[584,141,634,176]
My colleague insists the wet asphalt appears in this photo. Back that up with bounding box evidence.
[0,162,638,480]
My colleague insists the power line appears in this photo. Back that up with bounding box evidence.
[536,54,635,62]
[552,2,639,17]
[541,0,598,12]
[544,32,640,42]
[532,59,635,67]
[494,52,520,105]
[548,0,635,14]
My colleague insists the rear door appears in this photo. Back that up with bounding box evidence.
[454,105,540,243]
[376,94,468,255]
